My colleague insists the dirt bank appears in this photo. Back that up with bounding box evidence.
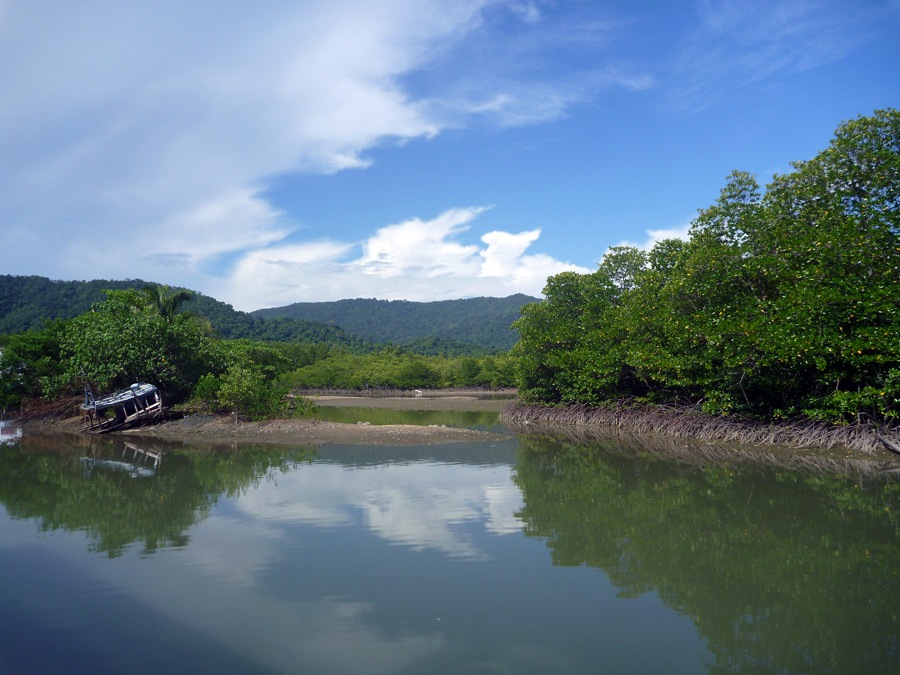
[501,401,900,459]
[124,414,506,446]
[22,393,510,447]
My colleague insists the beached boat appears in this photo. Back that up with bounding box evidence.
[81,382,164,433]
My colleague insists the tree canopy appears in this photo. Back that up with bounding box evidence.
[250,294,536,353]
[512,109,900,424]
[0,287,512,413]
[61,289,223,401]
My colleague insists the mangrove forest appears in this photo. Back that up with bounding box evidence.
[512,109,900,425]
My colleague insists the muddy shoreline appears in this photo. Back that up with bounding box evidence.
[15,393,900,475]
[22,394,511,447]
[501,401,900,455]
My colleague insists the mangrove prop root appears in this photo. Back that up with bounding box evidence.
[501,401,899,457]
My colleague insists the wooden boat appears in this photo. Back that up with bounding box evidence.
[81,382,164,433]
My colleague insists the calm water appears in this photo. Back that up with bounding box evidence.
[314,405,507,432]
[1,418,898,674]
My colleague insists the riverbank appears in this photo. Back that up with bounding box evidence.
[500,401,900,480]
[16,393,900,467]
[501,401,900,457]
[20,392,510,447]
[126,413,507,446]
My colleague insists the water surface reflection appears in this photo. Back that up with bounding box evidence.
[0,428,897,673]
[515,434,900,674]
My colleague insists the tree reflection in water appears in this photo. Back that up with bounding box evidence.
[3,429,899,671]
[0,434,316,558]
[513,434,900,674]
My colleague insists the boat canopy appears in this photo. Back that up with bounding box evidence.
[82,383,159,413]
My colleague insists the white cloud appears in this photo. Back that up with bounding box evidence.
[220,208,589,310]
[612,223,692,253]
[356,208,485,279]
[0,0,611,306]
[670,0,880,110]
[480,229,540,276]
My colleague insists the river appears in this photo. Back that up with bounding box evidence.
[0,410,898,674]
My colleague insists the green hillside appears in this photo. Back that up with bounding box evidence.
[0,276,533,354]
[0,275,146,334]
[251,295,537,352]
[0,275,365,349]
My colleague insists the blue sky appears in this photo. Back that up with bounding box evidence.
[1,1,898,311]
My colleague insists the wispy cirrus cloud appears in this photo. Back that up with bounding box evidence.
[669,0,882,111]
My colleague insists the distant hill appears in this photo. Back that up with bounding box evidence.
[0,276,536,354]
[251,295,538,353]
[0,275,146,333]
[0,275,366,350]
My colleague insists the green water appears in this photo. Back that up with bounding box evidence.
[315,405,506,431]
[0,422,898,673]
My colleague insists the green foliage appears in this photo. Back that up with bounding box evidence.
[0,320,69,408]
[61,289,224,402]
[0,275,157,334]
[3,284,489,414]
[512,268,631,404]
[192,373,222,408]
[1,275,525,356]
[250,294,536,353]
[458,358,484,385]
[211,341,318,420]
[0,275,371,351]
[282,349,515,391]
[217,364,267,420]
[513,109,900,423]
[141,285,196,322]
[216,363,316,421]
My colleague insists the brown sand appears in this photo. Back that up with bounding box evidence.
[24,394,510,447]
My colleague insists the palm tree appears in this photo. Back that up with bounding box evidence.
[140,285,212,334]
[142,285,194,321]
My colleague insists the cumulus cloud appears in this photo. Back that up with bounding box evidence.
[219,207,589,310]
[611,222,692,253]
[356,208,485,279]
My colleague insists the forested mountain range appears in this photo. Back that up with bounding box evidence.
[0,275,364,348]
[251,295,537,352]
[0,275,534,354]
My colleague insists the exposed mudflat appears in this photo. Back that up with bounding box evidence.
[123,413,506,446]
[24,393,511,447]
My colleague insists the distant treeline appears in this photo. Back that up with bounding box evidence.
[252,295,536,353]
[0,276,533,355]
[513,109,900,425]
[0,287,516,415]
